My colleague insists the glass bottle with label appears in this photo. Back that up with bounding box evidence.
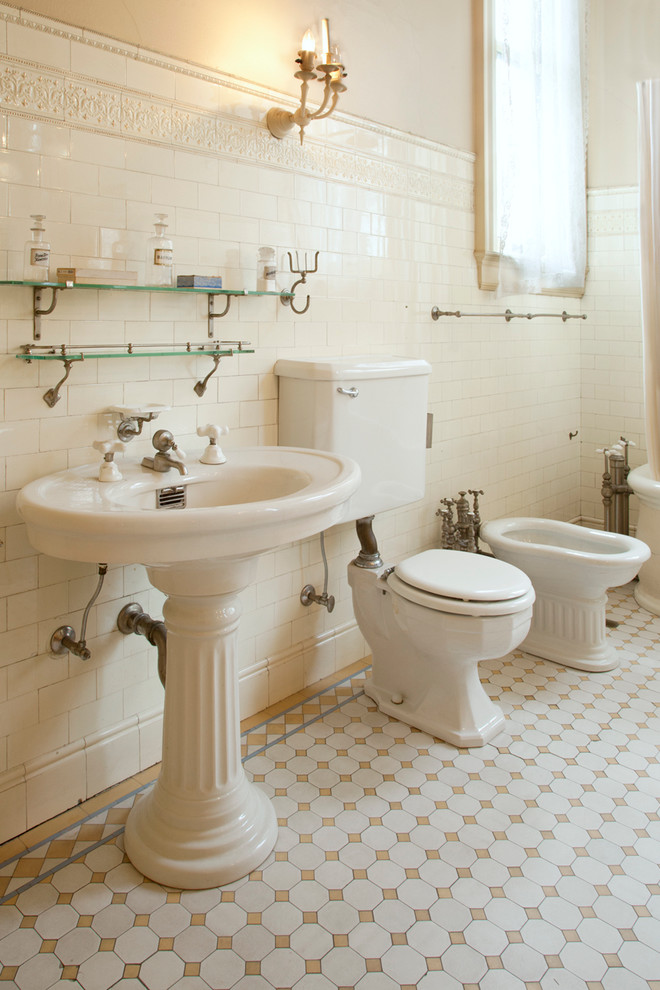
[23,215,51,282]
[145,214,174,286]
[257,246,277,291]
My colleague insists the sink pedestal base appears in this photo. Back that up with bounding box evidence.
[124,564,278,889]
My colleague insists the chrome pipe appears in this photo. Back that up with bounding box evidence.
[117,602,167,686]
[353,516,383,569]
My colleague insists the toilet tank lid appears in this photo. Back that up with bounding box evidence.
[395,549,532,602]
[274,355,431,380]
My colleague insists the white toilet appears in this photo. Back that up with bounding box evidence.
[481,517,650,671]
[275,355,535,747]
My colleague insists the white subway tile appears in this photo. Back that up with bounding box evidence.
[126,59,176,100]
[7,20,70,68]
[71,39,126,85]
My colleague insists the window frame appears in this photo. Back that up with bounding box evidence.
[474,0,500,291]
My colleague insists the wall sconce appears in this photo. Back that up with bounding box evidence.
[267,18,347,144]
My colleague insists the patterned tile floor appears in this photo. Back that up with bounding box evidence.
[0,583,659,990]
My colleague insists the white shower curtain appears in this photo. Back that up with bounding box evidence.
[638,80,660,480]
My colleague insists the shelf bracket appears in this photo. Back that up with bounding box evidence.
[43,358,76,407]
[33,285,60,341]
[194,354,221,397]
[207,293,239,336]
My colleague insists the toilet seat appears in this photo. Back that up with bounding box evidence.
[390,549,535,617]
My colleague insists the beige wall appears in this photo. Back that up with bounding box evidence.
[9,0,473,151]
[588,0,660,188]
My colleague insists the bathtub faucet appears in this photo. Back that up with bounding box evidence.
[437,489,484,552]
[597,437,634,534]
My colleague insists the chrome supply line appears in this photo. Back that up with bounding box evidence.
[300,530,335,612]
[431,307,587,322]
[50,564,108,661]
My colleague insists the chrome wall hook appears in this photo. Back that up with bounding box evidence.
[281,250,319,315]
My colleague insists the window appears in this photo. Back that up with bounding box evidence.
[475,0,587,296]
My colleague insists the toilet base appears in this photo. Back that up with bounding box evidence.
[363,672,505,749]
[521,590,618,672]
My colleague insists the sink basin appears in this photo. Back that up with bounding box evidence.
[17,445,360,564]
[17,444,360,891]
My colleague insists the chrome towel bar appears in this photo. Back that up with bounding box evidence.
[431,307,586,322]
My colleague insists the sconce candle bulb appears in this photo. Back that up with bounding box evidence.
[267,16,347,144]
[321,18,330,60]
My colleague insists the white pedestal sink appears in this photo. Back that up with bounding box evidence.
[17,447,360,889]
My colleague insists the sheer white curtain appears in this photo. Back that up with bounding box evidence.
[637,80,660,480]
[495,0,587,295]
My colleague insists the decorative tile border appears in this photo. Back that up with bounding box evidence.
[587,209,639,236]
[587,187,639,236]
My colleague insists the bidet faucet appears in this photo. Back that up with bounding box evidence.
[141,429,188,475]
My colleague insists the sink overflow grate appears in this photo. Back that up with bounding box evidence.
[156,485,186,509]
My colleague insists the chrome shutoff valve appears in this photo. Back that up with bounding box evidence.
[93,440,124,482]
[197,424,228,464]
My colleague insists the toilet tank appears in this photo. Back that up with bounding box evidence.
[275,355,431,521]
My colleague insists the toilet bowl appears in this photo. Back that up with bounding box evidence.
[481,517,650,671]
[349,549,535,747]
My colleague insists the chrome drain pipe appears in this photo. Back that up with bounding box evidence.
[117,602,167,687]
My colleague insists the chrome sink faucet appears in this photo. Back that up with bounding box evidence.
[142,429,188,475]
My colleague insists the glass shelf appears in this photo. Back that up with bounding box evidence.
[16,345,254,361]
[0,279,291,297]
[1,280,294,340]
[16,341,254,407]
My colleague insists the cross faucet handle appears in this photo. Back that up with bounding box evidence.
[93,440,124,482]
[197,424,228,464]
